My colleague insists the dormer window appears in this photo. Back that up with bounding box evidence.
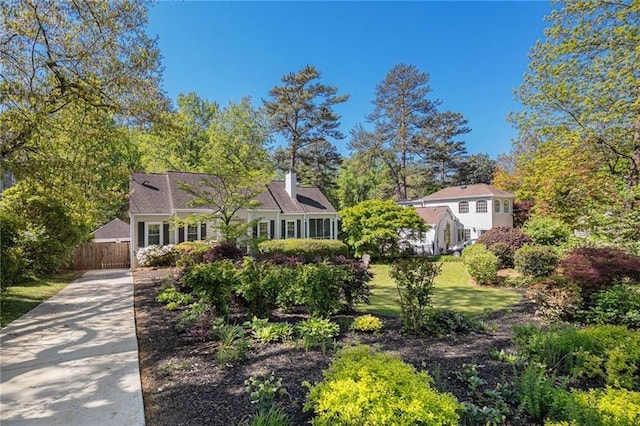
[476,200,487,213]
[494,200,501,213]
[458,201,469,214]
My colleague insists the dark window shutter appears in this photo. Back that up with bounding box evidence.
[270,220,275,239]
[138,221,145,247]
[178,226,185,243]
[163,223,170,245]
[296,220,301,239]
[201,223,206,240]
[281,220,286,239]
[252,224,258,238]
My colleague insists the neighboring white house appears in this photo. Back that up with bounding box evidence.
[400,183,515,252]
[128,171,339,266]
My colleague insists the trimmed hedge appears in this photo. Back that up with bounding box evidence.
[304,345,461,425]
[462,244,499,285]
[258,239,348,261]
[515,245,560,277]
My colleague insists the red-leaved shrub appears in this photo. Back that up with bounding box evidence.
[558,248,640,296]
[477,227,532,268]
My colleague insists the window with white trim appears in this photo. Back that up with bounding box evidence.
[476,200,487,213]
[464,229,471,240]
[187,224,198,242]
[494,200,501,213]
[147,223,161,246]
[458,201,469,214]
[309,218,331,239]
[258,221,269,238]
[503,200,510,213]
[286,221,296,238]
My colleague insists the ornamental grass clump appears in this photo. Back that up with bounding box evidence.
[304,345,461,425]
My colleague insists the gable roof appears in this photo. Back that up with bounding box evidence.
[129,172,336,215]
[92,218,130,240]
[415,206,450,225]
[420,184,515,202]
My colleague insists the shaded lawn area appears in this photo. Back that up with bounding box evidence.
[358,262,522,316]
[0,271,80,327]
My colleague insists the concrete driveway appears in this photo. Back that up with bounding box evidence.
[0,270,144,425]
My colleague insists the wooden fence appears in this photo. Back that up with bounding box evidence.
[72,242,130,270]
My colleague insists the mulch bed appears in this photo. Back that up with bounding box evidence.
[133,267,541,425]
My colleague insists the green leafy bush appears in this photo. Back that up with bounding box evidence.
[548,387,640,426]
[0,210,26,288]
[328,256,373,310]
[245,317,293,343]
[390,257,441,333]
[295,317,340,352]
[523,216,572,246]
[515,245,560,277]
[526,277,583,322]
[477,227,531,269]
[304,345,461,425]
[351,314,383,333]
[514,324,640,390]
[174,241,211,267]
[585,283,640,328]
[235,258,284,317]
[517,362,557,423]
[463,244,499,285]
[183,261,238,317]
[300,263,344,317]
[422,309,485,337]
[156,286,193,310]
[244,373,288,414]
[258,239,347,261]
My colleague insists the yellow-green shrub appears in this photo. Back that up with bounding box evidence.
[304,345,461,425]
[351,314,383,332]
[548,387,640,426]
[462,243,499,285]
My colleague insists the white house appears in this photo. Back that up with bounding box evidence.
[400,183,515,252]
[128,171,339,266]
[405,206,460,255]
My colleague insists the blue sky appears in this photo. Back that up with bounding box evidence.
[147,1,552,159]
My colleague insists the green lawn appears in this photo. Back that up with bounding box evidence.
[358,262,521,316]
[1,272,80,328]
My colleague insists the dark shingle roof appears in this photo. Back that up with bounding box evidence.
[92,218,130,240]
[129,173,336,215]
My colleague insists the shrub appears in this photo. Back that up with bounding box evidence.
[558,248,640,297]
[239,406,293,426]
[136,244,176,267]
[517,362,557,423]
[173,241,211,267]
[523,216,572,246]
[300,263,343,317]
[0,210,26,288]
[295,317,340,352]
[304,345,461,425]
[463,244,499,285]
[183,261,238,317]
[477,227,531,269]
[235,258,284,317]
[258,239,348,262]
[585,283,640,328]
[526,277,583,322]
[155,286,193,310]
[244,373,289,414]
[422,309,485,337]
[549,387,640,426]
[202,242,244,262]
[351,314,383,333]
[390,257,441,334]
[327,256,373,310]
[515,245,560,277]
[514,324,640,390]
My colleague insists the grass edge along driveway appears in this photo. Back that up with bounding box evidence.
[1,271,80,328]
[358,262,522,316]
